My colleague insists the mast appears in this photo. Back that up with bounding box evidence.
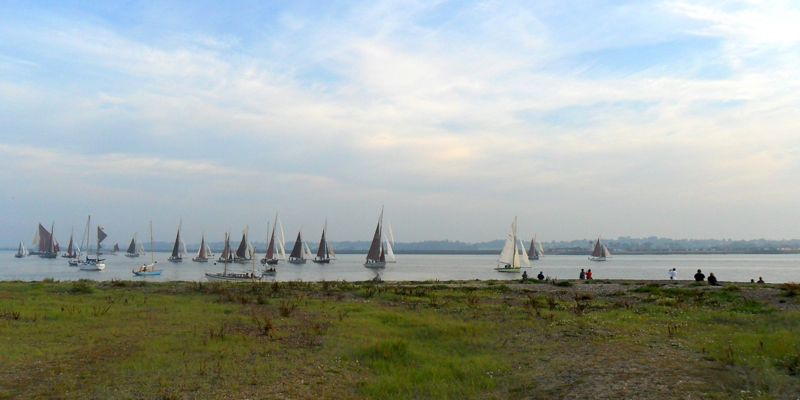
[223,232,230,275]
[150,221,155,264]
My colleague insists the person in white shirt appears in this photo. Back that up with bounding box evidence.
[668,268,678,280]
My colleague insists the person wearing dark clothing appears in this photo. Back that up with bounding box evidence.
[579,269,586,280]
[707,273,718,286]
[757,277,765,284]
[694,269,705,282]
[537,271,545,280]
[522,271,528,281]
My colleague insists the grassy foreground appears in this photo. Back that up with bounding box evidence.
[0,279,799,399]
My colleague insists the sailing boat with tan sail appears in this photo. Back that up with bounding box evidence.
[168,221,187,263]
[192,233,213,262]
[312,221,332,264]
[364,207,387,268]
[588,237,611,262]
[528,235,543,261]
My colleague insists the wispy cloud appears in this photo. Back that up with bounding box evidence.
[0,1,799,243]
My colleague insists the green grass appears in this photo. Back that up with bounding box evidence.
[0,280,798,399]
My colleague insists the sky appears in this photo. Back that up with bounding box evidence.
[1,0,800,246]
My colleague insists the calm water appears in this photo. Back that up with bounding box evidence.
[1,252,799,283]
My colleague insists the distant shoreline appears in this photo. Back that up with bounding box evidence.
[3,249,800,255]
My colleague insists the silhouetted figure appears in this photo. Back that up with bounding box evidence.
[537,271,545,280]
[586,269,593,280]
[757,276,765,284]
[522,271,528,281]
[707,273,718,286]
[579,268,586,280]
[694,269,705,282]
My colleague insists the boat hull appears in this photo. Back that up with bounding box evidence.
[80,263,106,271]
[364,261,386,268]
[588,257,607,262]
[14,254,24,258]
[288,258,306,264]
[261,258,279,265]
[495,267,522,273]
[168,257,182,263]
[132,270,161,276]
[192,257,209,263]
[205,272,263,282]
[39,252,58,259]
[124,253,140,258]
[312,258,330,264]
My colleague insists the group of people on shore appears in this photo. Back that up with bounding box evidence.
[522,267,766,284]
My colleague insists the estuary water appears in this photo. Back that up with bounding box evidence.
[1,251,799,283]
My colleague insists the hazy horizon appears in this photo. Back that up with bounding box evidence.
[2,1,799,245]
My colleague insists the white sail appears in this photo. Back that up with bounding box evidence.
[278,219,287,260]
[384,237,397,263]
[518,239,531,268]
[387,222,396,248]
[204,242,214,258]
[497,218,522,268]
[302,240,313,260]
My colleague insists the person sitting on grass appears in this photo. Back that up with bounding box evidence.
[537,271,545,280]
[757,276,765,284]
[694,269,705,282]
[522,271,528,282]
[579,269,586,280]
[586,269,593,280]
[707,272,719,286]
[669,268,678,280]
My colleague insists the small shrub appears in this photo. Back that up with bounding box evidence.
[553,280,573,287]
[69,280,95,294]
[781,283,799,297]
[42,277,56,283]
[279,300,297,318]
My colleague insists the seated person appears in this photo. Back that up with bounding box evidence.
[707,272,719,286]
[694,269,705,282]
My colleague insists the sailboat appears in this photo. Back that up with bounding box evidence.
[495,217,530,272]
[62,229,79,259]
[39,222,58,258]
[168,221,186,263]
[287,229,310,264]
[312,221,333,264]
[364,207,387,268]
[528,235,544,260]
[124,234,144,257]
[112,242,120,255]
[192,233,214,262]
[206,232,263,281]
[96,225,107,255]
[234,227,254,264]
[133,222,160,276]
[261,215,286,265]
[14,242,28,258]
[588,237,611,262]
[80,215,106,271]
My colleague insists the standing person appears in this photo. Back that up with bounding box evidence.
[579,268,586,280]
[669,268,678,280]
[586,269,593,280]
[707,273,719,286]
[694,269,705,282]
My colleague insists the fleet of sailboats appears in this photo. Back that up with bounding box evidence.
[13,211,617,279]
